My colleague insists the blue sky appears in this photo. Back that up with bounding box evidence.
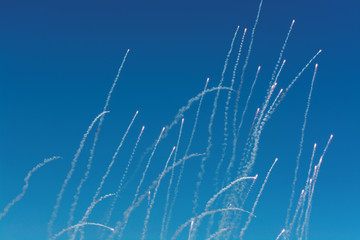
[0,0,359,239]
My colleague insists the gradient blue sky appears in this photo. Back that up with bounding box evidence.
[0,0,359,239]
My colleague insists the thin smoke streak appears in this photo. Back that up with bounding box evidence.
[161,119,184,240]
[142,147,175,240]
[240,158,278,240]
[68,49,130,229]
[0,156,60,221]
[73,111,138,239]
[48,111,109,236]
[285,64,318,229]
[193,26,239,215]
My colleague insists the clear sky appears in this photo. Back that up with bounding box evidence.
[0,0,359,239]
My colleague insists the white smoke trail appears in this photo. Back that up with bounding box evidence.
[275,229,286,240]
[216,28,247,188]
[285,63,318,229]
[239,158,278,240]
[207,227,238,240]
[142,146,176,240]
[300,134,333,240]
[75,193,115,240]
[188,220,194,240]
[193,25,240,216]
[161,119,184,240]
[72,111,138,239]
[192,176,256,237]
[295,143,317,237]
[270,20,295,86]
[68,49,130,229]
[164,78,209,237]
[0,156,60,221]
[171,207,253,240]
[102,125,145,234]
[232,0,263,143]
[109,153,205,240]
[51,222,114,240]
[116,127,165,239]
[287,189,306,237]
[48,110,109,236]
[205,176,257,211]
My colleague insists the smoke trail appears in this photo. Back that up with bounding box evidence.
[142,146,175,240]
[207,227,238,240]
[270,20,295,86]
[239,158,278,240]
[223,66,260,188]
[164,79,209,238]
[300,135,333,240]
[109,153,205,240]
[287,189,306,237]
[275,229,286,240]
[192,176,256,237]
[51,222,114,240]
[232,0,263,145]
[129,87,234,185]
[116,127,165,239]
[274,50,322,112]
[161,119,184,240]
[205,176,257,211]
[295,143,317,237]
[193,25,240,216]
[71,111,138,239]
[188,220,194,240]
[285,63,318,229]
[215,28,247,188]
[171,207,253,240]
[68,49,130,229]
[48,110,109,236]
[0,156,60,221]
[102,125,145,234]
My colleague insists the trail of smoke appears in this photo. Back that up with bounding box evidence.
[300,135,333,240]
[48,111,109,236]
[164,79,209,238]
[270,20,295,86]
[275,229,286,240]
[295,143,317,237]
[239,50,321,186]
[102,125,145,235]
[116,127,165,239]
[188,220,194,240]
[128,87,234,185]
[215,108,259,238]
[285,64,317,229]
[287,189,306,238]
[51,222,114,240]
[72,111,138,239]
[215,28,247,188]
[193,176,256,238]
[0,156,60,221]
[223,66,260,188]
[68,49,130,229]
[273,50,322,112]
[193,176,256,237]
[232,0,263,146]
[193,25,240,216]
[142,146,176,240]
[161,119,184,240]
[239,158,278,240]
[171,207,253,240]
[207,227,238,240]
[205,176,257,211]
[163,87,235,140]
[108,153,205,240]
[75,193,115,240]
